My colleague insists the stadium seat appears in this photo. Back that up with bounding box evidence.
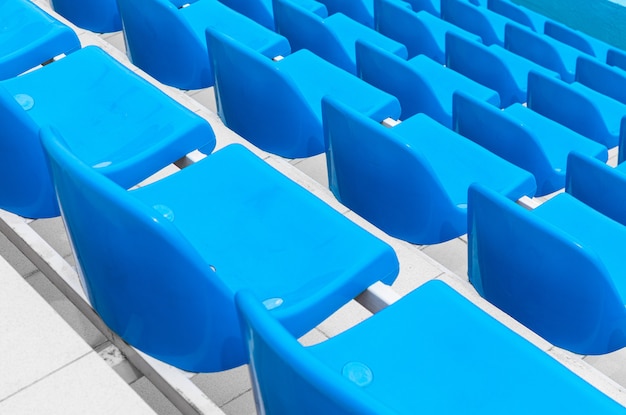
[357,41,499,126]
[576,56,626,107]
[206,27,400,158]
[0,0,80,80]
[440,0,515,46]
[445,31,559,107]
[505,23,583,83]
[322,96,535,245]
[468,173,626,355]
[0,45,215,218]
[273,0,406,75]
[453,93,607,195]
[544,20,610,61]
[316,0,374,27]
[527,70,626,148]
[116,0,287,89]
[486,0,546,33]
[50,0,122,33]
[41,131,400,372]
[375,0,479,63]
[218,0,275,29]
[236,279,626,414]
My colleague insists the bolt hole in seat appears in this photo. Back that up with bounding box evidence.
[41,128,400,372]
[0,45,215,218]
[0,0,80,80]
[236,279,626,414]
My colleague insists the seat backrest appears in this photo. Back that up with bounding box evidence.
[453,93,552,191]
[486,0,544,32]
[544,20,610,61]
[218,0,275,29]
[0,0,80,80]
[236,289,393,415]
[40,127,239,372]
[206,27,322,156]
[375,0,478,63]
[317,0,374,27]
[116,0,209,89]
[356,41,437,121]
[272,0,339,63]
[566,151,626,226]
[527,71,614,147]
[0,84,58,218]
[440,0,508,45]
[468,184,624,354]
[576,56,626,106]
[322,96,458,244]
[50,0,122,32]
[446,31,521,106]
[505,23,577,82]
[607,48,626,72]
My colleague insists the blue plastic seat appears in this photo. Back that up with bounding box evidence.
[50,0,122,33]
[0,0,80,80]
[217,0,275,29]
[453,93,607,195]
[468,154,626,355]
[544,20,611,61]
[576,56,626,107]
[0,45,215,218]
[41,131,400,372]
[567,151,626,229]
[486,0,545,33]
[607,48,626,72]
[316,0,374,27]
[236,279,626,414]
[445,31,559,107]
[322,96,535,245]
[375,0,479,63]
[504,23,584,83]
[273,0,406,75]
[206,27,400,158]
[357,41,499,126]
[527,71,626,148]
[440,0,516,46]
[116,0,287,90]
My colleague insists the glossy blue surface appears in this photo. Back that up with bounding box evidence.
[527,71,626,148]
[441,0,515,46]
[117,0,284,89]
[357,41,499,126]
[576,56,626,106]
[375,0,479,63]
[0,45,215,218]
[445,31,559,107]
[469,181,626,355]
[273,0,406,75]
[566,152,626,227]
[42,135,399,372]
[206,27,400,158]
[487,0,545,32]
[504,23,583,82]
[323,97,535,244]
[453,93,607,195]
[0,0,80,80]
[238,280,626,414]
[544,20,611,60]
[50,0,122,33]
[218,0,275,29]
[316,0,374,27]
